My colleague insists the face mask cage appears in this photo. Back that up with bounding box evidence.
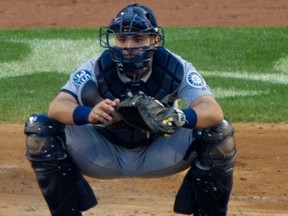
[99,27,164,84]
[99,26,164,49]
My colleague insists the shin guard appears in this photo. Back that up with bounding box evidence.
[174,165,233,216]
[31,157,97,216]
[24,114,97,216]
[174,119,237,215]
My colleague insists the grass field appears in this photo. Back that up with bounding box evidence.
[0,27,287,123]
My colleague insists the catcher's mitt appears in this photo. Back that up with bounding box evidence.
[116,92,186,136]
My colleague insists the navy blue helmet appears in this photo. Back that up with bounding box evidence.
[100,3,164,83]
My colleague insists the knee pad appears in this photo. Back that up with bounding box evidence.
[24,114,67,161]
[193,119,237,173]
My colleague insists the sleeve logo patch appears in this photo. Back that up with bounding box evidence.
[187,71,206,88]
[72,70,92,85]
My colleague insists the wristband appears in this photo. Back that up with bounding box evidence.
[73,105,92,125]
[182,108,198,128]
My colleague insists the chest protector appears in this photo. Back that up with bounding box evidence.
[95,47,185,148]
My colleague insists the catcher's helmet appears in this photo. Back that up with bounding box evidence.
[99,3,164,83]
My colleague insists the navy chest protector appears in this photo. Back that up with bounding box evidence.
[95,47,185,148]
[97,47,184,104]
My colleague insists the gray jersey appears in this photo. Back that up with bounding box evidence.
[62,48,213,178]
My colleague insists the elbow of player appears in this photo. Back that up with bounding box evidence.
[47,106,56,120]
[47,101,60,120]
[214,110,225,125]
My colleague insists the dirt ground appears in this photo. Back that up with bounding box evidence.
[0,0,288,216]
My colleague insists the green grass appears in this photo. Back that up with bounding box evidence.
[206,76,288,122]
[0,27,287,123]
[0,72,68,122]
[0,28,98,40]
[165,27,288,73]
[0,40,31,63]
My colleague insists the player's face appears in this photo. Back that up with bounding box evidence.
[115,34,160,58]
[115,34,151,47]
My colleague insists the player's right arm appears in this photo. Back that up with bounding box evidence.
[48,92,119,125]
[48,92,78,124]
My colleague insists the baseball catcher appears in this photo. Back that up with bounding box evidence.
[24,3,237,216]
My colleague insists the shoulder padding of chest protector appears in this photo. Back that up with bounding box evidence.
[97,48,184,101]
[97,50,125,100]
[148,47,184,99]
